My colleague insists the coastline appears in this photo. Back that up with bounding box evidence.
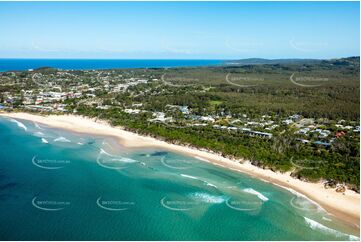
[1,112,360,232]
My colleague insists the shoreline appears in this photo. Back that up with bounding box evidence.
[1,112,360,232]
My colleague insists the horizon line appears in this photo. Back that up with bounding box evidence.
[0,56,359,60]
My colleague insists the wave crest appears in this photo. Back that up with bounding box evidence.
[10,119,27,131]
[304,217,359,240]
[243,188,269,201]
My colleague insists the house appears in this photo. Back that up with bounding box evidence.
[200,116,215,122]
[296,128,310,135]
[313,141,331,148]
[282,119,293,125]
[179,106,190,115]
[248,131,273,139]
[336,131,346,138]
[296,138,310,144]
[192,123,207,127]
[124,109,141,114]
[289,114,301,121]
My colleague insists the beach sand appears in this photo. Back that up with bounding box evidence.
[1,112,359,231]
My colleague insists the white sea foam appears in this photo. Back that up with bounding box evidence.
[100,149,137,163]
[205,182,218,188]
[194,156,210,162]
[304,217,359,241]
[34,131,45,137]
[54,137,71,143]
[110,157,138,163]
[243,188,269,202]
[180,174,218,188]
[322,216,332,222]
[10,119,27,131]
[77,142,84,145]
[33,122,43,130]
[189,192,225,204]
[180,174,198,180]
[100,148,114,157]
[41,138,48,144]
[274,184,325,212]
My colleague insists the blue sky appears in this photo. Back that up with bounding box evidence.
[0,1,359,59]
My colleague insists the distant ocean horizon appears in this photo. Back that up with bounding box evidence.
[0,59,225,72]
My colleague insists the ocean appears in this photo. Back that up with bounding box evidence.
[0,117,358,240]
[0,59,224,72]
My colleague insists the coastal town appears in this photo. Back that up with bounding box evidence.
[0,1,360,241]
[1,67,359,147]
[0,60,359,194]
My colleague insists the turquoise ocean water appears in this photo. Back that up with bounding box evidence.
[0,117,359,240]
[0,59,223,72]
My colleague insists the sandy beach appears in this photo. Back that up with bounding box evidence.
[1,112,360,231]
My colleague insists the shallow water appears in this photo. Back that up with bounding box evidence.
[0,117,358,240]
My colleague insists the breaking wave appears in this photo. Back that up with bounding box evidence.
[54,137,71,143]
[180,174,218,188]
[33,122,44,130]
[194,156,210,162]
[100,148,113,157]
[9,119,27,131]
[34,131,45,137]
[99,148,137,163]
[180,174,198,180]
[41,138,49,144]
[304,217,359,241]
[243,188,269,202]
[188,192,225,204]
[275,184,325,212]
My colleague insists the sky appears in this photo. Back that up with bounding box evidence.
[0,1,359,59]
